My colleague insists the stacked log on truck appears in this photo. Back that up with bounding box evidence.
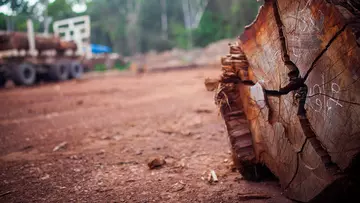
[0,32,77,52]
[207,0,360,202]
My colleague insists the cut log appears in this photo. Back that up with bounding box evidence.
[214,0,360,202]
[58,40,77,51]
[0,32,77,52]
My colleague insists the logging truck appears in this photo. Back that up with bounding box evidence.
[0,15,91,87]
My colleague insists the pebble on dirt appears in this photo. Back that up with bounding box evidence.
[148,157,166,169]
[40,174,50,180]
[76,100,84,105]
[170,181,186,192]
[194,108,213,114]
[135,150,143,155]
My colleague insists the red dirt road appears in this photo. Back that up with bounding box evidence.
[0,68,291,203]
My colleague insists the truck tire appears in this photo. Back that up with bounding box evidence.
[215,1,360,202]
[0,72,6,87]
[69,62,83,79]
[11,63,36,86]
[48,62,70,81]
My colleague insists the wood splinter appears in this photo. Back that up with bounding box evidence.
[208,170,218,183]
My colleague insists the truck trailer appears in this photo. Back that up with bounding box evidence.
[0,15,92,87]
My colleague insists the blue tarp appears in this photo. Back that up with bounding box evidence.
[91,44,112,54]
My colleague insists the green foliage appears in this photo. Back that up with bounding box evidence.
[0,13,7,30]
[114,61,131,71]
[0,0,37,31]
[0,0,29,13]
[94,64,107,72]
[192,0,262,48]
[193,11,227,47]
[87,0,131,55]
[47,0,77,21]
[13,13,29,31]
[94,61,130,72]
[228,0,262,34]
[170,23,189,50]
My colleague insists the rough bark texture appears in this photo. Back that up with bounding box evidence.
[216,0,360,202]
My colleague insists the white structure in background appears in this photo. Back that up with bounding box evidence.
[182,0,209,30]
[53,15,92,59]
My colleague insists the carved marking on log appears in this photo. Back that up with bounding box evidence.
[307,74,344,118]
[303,23,360,169]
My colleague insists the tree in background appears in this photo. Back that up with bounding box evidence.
[193,0,262,47]
[134,0,262,54]
[0,0,34,31]
[87,0,136,56]
[160,0,168,40]
[0,0,82,32]
[0,0,262,56]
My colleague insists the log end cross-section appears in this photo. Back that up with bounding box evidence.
[213,0,360,202]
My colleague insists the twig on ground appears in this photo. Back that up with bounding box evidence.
[0,191,12,198]
[53,142,68,152]
[237,193,271,201]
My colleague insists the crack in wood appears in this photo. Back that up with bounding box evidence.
[264,0,305,96]
[284,151,301,190]
[265,24,349,97]
[314,43,359,87]
[327,0,360,16]
[266,0,345,190]
[283,86,309,190]
[266,1,358,103]
[284,83,340,190]
[304,23,348,81]
[272,0,300,80]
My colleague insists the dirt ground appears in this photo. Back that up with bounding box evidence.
[0,68,292,203]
